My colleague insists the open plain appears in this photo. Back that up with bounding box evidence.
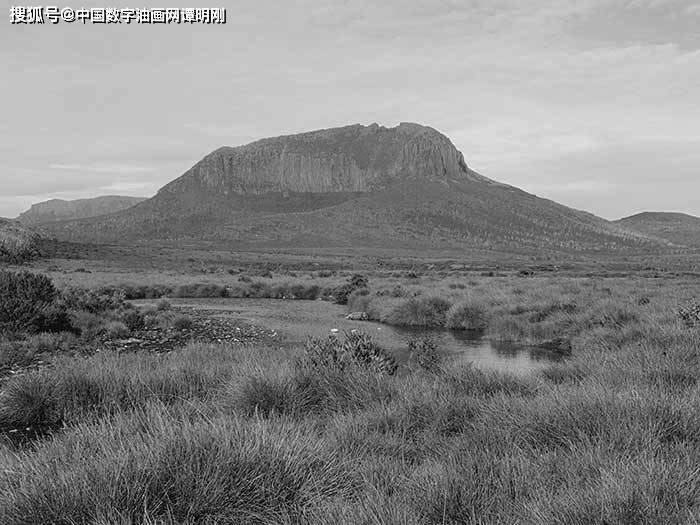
[1,243,699,523]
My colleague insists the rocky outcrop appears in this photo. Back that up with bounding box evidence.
[18,196,146,225]
[157,122,491,198]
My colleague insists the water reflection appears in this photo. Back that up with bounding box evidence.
[390,326,562,375]
[134,298,562,375]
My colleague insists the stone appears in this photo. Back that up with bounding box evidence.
[346,312,369,321]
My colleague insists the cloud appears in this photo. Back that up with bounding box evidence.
[49,164,156,174]
[0,0,698,219]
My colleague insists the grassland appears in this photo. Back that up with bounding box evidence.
[1,251,699,523]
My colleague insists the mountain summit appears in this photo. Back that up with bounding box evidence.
[157,122,490,200]
[42,123,668,254]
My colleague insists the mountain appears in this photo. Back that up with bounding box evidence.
[17,196,146,225]
[0,218,43,263]
[41,123,669,255]
[615,212,700,249]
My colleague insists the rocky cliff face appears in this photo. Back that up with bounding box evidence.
[18,196,146,225]
[158,123,491,198]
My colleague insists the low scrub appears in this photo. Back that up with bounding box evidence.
[0,345,238,431]
[60,287,126,313]
[171,314,194,330]
[0,407,357,523]
[407,337,443,373]
[0,331,77,370]
[302,332,397,375]
[384,296,451,327]
[332,274,370,305]
[0,271,59,334]
[445,300,489,330]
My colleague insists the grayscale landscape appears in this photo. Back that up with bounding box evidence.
[2,2,700,524]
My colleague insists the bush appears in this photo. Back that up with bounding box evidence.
[60,287,126,313]
[384,296,451,327]
[333,274,371,305]
[446,300,488,330]
[172,314,193,331]
[302,332,397,375]
[32,304,75,334]
[121,309,145,331]
[289,284,321,300]
[332,284,355,305]
[156,298,171,311]
[0,271,58,333]
[349,273,369,289]
[347,288,372,313]
[0,332,76,370]
[408,337,443,373]
[120,284,172,300]
[102,321,130,340]
[173,284,228,298]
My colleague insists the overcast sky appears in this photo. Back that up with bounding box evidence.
[2,0,699,219]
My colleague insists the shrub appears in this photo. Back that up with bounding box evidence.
[121,309,145,331]
[156,298,171,311]
[347,288,372,313]
[173,284,228,298]
[407,337,443,373]
[120,284,172,300]
[333,274,371,305]
[289,284,321,300]
[384,296,451,327]
[172,314,194,331]
[0,271,58,333]
[60,287,126,313]
[446,300,488,330]
[349,273,369,289]
[102,321,130,340]
[32,304,76,334]
[678,301,700,327]
[71,313,127,341]
[70,311,110,340]
[302,332,397,375]
[249,281,272,298]
[0,332,76,370]
[332,284,355,305]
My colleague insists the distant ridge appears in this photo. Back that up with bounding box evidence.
[17,195,147,225]
[615,212,700,249]
[40,122,670,255]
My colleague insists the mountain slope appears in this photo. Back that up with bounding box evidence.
[616,212,700,249]
[17,195,146,225]
[41,123,669,255]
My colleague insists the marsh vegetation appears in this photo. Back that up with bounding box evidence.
[1,259,699,523]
